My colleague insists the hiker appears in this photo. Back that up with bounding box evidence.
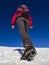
[11,4,36,61]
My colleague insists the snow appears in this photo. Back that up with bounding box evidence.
[0,46,49,65]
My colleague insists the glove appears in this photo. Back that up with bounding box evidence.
[11,25,15,29]
[29,26,33,29]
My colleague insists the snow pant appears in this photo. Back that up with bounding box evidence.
[16,17,35,49]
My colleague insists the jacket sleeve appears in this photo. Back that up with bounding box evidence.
[28,16,33,26]
[27,10,33,26]
[11,13,17,25]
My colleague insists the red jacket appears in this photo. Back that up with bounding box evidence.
[11,6,33,26]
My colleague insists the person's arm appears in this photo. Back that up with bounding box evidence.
[11,13,17,25]
[28,15,33,29]
[11,13,17,29]
[26,9,33,29]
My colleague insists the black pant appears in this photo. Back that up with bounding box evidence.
[16,17,34,48]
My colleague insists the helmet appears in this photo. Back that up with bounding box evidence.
[20,4,28,8]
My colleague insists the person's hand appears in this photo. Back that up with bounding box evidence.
[11,25,15,29]
[29,26,33,29]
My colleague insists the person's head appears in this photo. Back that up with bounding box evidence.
[20,4,29,12]
[17,4,29,12]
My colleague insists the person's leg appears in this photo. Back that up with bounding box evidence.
[24,18,35,49]
[17,17,34,49]
[16,17,36,60]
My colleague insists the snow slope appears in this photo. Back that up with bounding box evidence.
[0,46,49,65]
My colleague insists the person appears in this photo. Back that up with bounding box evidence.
[11,4,37,61]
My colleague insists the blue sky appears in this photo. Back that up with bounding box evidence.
[0,0,49,47]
